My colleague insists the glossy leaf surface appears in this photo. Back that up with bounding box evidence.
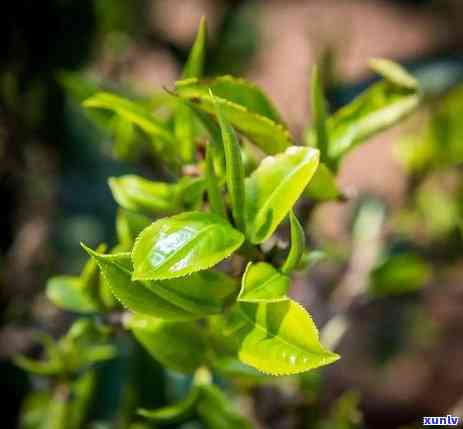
[245,146,319,243]
[238,262,290,303]
[176,77,292,154]
[132,212,244,280]
[217,300,339,375]
[127,314,207,373]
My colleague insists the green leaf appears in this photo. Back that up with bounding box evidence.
[197,384,253,429]
[82,246,198,320]
[238,262,290,303]
[369,253,431,297]
[369,58,418,90]
[83,92,178,164]
[174,103,197,163]
[311,65,329,164]
[182,16,207,79]
[245,146,319,243]
[46,276,101,314]
[215,299,339,375]
[281,211,305,274]
[211,90,246,230]
[205,144,227,218]
[176,77,292,154]
[127,314,207,373]
[305,162,341,201]
[132,212,244,281]
[307,79,420,165]
[116,209,152,248]
[139,385,201,422]
[109,175,182,215]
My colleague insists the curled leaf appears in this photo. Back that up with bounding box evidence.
[281,211,305,274]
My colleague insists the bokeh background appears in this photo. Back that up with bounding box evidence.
[2,1,463,428]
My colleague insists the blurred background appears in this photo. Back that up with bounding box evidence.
[2,1,463,428]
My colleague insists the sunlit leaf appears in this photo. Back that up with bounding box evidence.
[127,314,207,373]
[176,77,292,154]
[245,146,319,243]
[132,212,244,281]
[214,299,339,375]
[238,262,290,303]
[281,211,305,274]
[369,58,418,90]
[182,16,207,79]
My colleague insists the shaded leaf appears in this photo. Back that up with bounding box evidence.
[215,299,339,375]
[212,90,246,230]
[245,146,319,243]
[305,162,341,201]
[205,144,227,218]
[281,211,305,274]
[311,65,329,164]
[46,277,101,314]
[132,212,244,281]
[83,246,198,320]
[127,314,207,373]
[238,262,290,303]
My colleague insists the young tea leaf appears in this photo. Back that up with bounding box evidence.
[132,212,244,281]
[82,245,198,320]
[216,299,339,375]
[311,65,329,164]
[369,58,418,91]
[176,78,292,154]
[182,16,207,79]
[127,314,207,374]
[211,90,246,231]
[281,211,305,274]
[305,162,341,201]
[238,262,290,303]
[205,144,227,218]
[245,146,319,243]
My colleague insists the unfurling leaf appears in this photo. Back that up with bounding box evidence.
[238,262,290,303]
[84,245,237,319]
[311,65,329,164]
[176,77,292,154]
[127,314,207,373]
[369,58,418,90]
[306,76,420,166]
[182,16,207,79]
[211,90,246,230]
[281,211,305,274]
[245,146,319,243]
[214,299,339,375]
[132,212,244,281]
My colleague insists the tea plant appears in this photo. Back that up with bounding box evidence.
[17,18,422,428]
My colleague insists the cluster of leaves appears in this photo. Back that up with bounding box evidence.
[17,18,424,429]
